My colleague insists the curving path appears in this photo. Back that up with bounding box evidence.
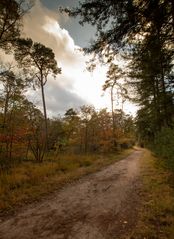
[0,150,143,239]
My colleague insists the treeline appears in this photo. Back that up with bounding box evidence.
[128,0,174,169]
[64,0,174,169]
[0,102,135,166]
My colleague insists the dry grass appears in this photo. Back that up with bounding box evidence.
[0,149,133,214]
[131,149,174,239]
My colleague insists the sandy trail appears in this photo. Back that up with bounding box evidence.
[0,150,142,239]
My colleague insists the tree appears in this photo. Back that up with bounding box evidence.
[61,0,137,56]
[95,108,112,152]
[0,0,32,51]
[64,108,79,139]
[129,21,174,141]
[63,0,174,147]
[79,105,96,153]
[25,100,46,162]
[0,69,27,163]
[15,38,61,149]
[103,63,126,147]
[48,117,65,152]
[61,0,174,57]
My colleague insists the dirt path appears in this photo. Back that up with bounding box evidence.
[0,150,143,239]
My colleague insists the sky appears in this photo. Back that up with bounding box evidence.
[8,0,138,117]
[41,0,97,48]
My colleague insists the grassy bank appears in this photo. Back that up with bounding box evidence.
[131,149,174,239]
[0,149,133,214]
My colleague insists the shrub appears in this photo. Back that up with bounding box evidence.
[153,127,174,171]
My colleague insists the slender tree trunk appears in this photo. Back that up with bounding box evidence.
[156,28,168,126]
[3,89,10,128]
[40,73,48,151]
[152,76,161,131]
[0,87,10,157]
[8,107,15,161]
[84,122,88,153]
[111,85,116,147]
[160,62,168,126]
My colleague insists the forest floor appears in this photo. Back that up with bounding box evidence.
[0,148,174,239]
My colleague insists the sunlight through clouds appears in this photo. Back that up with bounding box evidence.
[21,0,137,117]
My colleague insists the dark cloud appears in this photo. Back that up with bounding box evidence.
[45,79,88,116]
[27,76,88,117]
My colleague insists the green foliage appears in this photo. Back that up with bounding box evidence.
[0,0,32,51]
[15,39,61,79]
[61,0,174,58]
[153,127,174,171]
[0,0,20,50]
[60,0,138,55]
[130,27,174,140]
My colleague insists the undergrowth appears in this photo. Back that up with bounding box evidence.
[131,149,174,239]
[0,149,133,214]
[153,127,174,171]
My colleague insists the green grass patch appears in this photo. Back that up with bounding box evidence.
[131,149,174,239]
[0,149,133,214]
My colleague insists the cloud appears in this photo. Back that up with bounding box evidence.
[22,0,91,116]
[22,0,79,65]
[27,78,87,117]
[1,0,137,117]
[45,80,88,116]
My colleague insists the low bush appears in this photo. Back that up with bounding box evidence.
[153,127,174,171]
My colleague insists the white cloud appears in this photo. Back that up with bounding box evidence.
[21,1,108,116]
[21,0,137,117]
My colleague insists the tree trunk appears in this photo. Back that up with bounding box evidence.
[40,73,48,151]
[111,85,116,147]
[84,122,88,153]
[0,86,10,157]
[152,76,161,131]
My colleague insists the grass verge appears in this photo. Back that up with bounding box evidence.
[131,149,174,239]
[0,149,133,216]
